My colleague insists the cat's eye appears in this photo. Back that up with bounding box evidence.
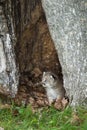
[50,76,53,79]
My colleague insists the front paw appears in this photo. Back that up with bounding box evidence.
[48,99,55,106]
[54,98,63,110]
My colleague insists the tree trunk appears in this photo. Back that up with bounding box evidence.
[42,0,87,106]
[0,1,18,97]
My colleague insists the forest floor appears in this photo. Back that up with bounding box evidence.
[0,105,87,130]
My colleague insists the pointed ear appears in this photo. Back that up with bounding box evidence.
[43,72,46,75]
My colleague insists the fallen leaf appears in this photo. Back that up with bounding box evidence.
[61,97,69,109]
[0,104,11,109]
[12,109,19,116]
[54,99,63,110]
[71,112,82,125]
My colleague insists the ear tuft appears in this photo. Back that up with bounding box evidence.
[51,73,58,80]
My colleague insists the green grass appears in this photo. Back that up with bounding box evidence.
[0,105,87,130]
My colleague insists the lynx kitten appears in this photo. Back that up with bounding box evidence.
[42,72,65,105]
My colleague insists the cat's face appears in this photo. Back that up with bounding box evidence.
[42,72,55,88]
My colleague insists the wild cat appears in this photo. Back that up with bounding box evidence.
[42,72,66,105]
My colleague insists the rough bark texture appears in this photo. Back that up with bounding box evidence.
[14,0,61,76]
[0,1,18,97]
[42,0,87,106]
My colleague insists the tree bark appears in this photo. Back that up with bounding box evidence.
[0,1,18,97]
[42,0,87,106]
